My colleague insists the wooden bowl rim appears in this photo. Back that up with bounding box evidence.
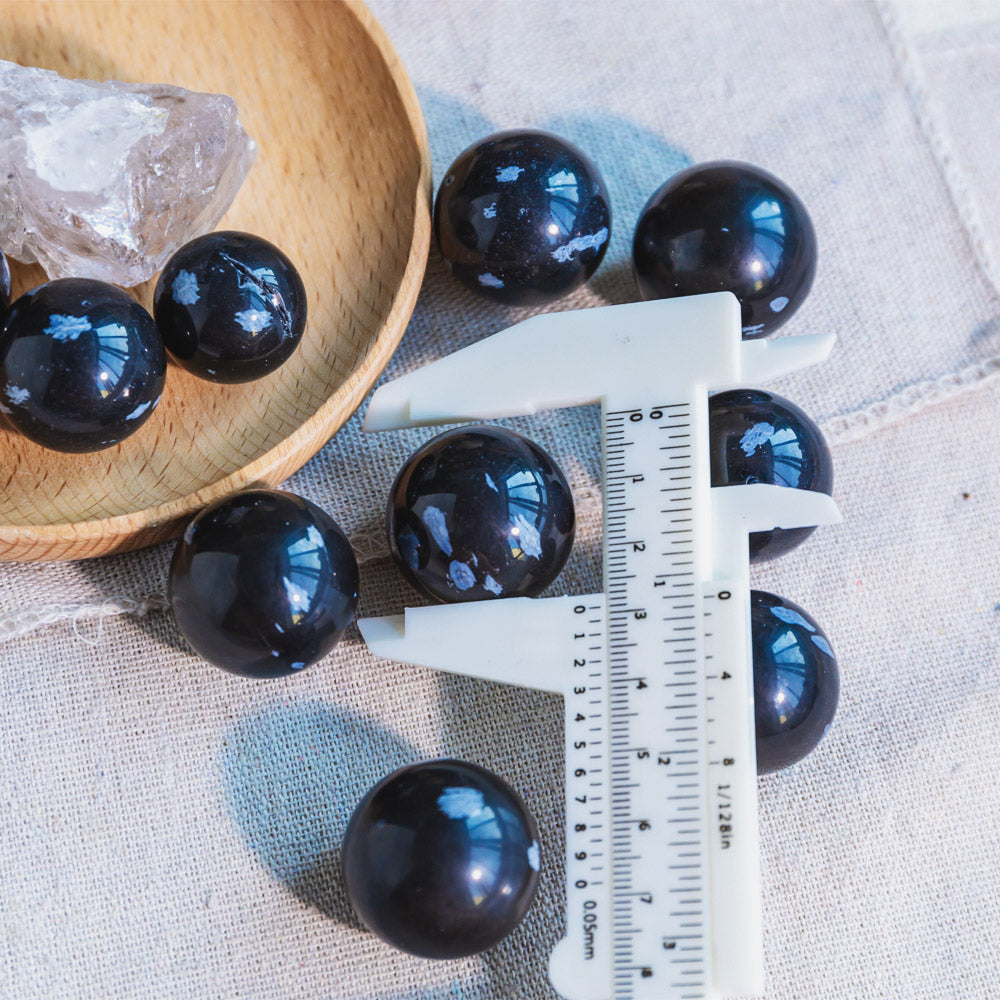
[0,0,432,558]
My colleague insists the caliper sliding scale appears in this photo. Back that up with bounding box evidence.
[358,292,841,1000]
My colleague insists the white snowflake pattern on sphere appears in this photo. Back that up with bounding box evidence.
[172,270,200,305]
[739,422,776,457]
[43,314,91,341]
[550,227,609,263]
[527,840,541,872]
[496,165,524,183]
[436,787,486,819]
[233,308,272,334]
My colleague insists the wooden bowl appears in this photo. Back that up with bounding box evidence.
[0,1,431,561]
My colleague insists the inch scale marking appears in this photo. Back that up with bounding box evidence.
[358,293,841,999]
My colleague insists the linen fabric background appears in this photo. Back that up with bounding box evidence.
[2,2,999,998]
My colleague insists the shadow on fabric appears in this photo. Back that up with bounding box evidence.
[410,89,693,323]
[435,672,566,999]
[542,112,691,306]
[220,700,419,928]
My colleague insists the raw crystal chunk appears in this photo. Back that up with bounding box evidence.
[0,60,257,287]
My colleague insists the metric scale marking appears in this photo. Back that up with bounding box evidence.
[358,292,841,1000]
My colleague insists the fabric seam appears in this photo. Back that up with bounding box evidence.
[805,2,1000,446]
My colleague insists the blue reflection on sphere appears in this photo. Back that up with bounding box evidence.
[752,590,839,774]
[709,388,832,562]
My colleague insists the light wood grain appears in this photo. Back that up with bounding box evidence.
[0,0,431,561]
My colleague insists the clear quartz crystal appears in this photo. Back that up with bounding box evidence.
[0,60,257,287]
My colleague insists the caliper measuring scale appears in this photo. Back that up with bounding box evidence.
[359,292,841,1000]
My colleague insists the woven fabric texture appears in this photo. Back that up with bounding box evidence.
[2,2,999,998]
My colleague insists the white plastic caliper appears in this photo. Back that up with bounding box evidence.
[359,292,840,1000]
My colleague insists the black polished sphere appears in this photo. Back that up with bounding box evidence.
[0,249,10,312]
[752,591,839,774]
[435,129,611,306]
[387,426,575,603]
[0,278,165,452]
[343,759,541,959]
[709,388,832,562]
[169,489,358,678]
[633,161,817,338]
[154,231,307,383]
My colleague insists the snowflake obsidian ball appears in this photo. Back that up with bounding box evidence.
[387,426,575,602]
[169,489,359,679]
[153,231,307,383]
[434,129,611,305]
[709,388,833,562]
[343,759,541,959]
[751,590,839,774]
[0,278,165,452]
[633,161,817,338]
